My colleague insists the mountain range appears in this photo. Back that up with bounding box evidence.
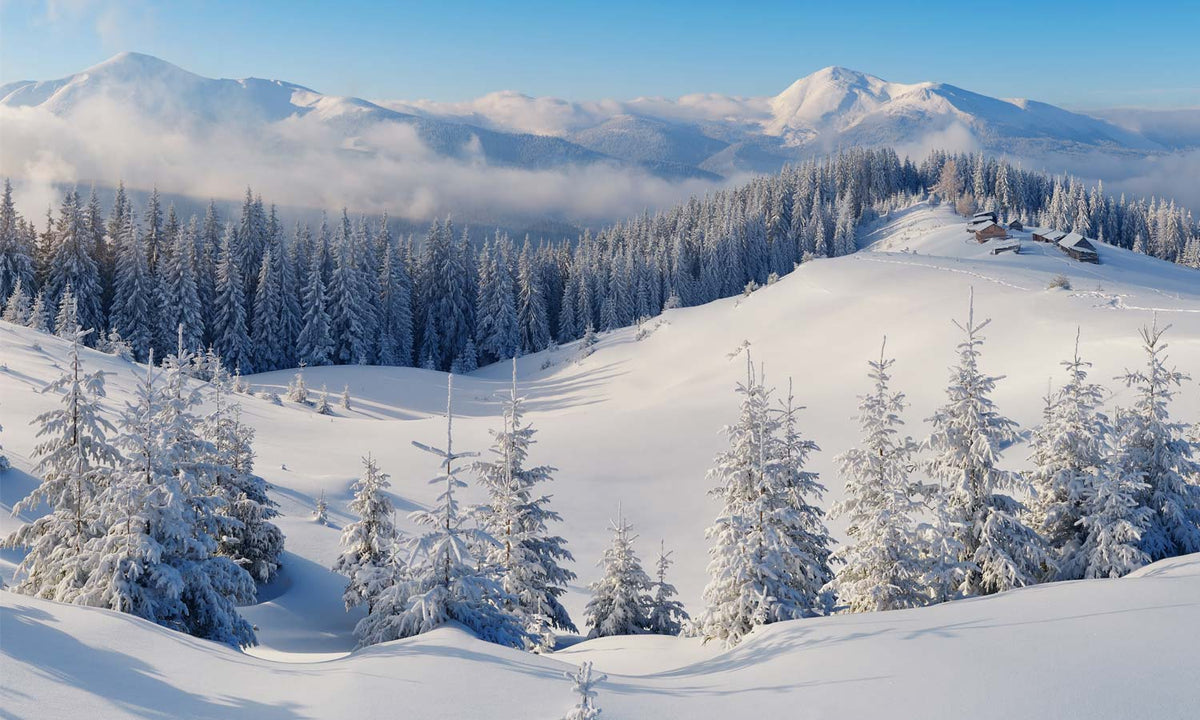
[2,52,1198,224]
[5,52,1197,179]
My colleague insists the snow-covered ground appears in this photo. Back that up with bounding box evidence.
[2,202,1199,717]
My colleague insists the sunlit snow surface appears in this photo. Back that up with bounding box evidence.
[2,202,1198,718]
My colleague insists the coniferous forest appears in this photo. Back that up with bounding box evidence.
[1,149,1198,376]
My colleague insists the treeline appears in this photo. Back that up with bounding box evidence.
[0,148,1197,378]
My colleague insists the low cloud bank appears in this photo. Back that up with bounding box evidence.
[0,94,723,225]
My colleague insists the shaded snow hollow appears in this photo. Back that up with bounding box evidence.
[1,202,1198,718]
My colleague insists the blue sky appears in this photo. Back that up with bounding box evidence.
[2,0,1197,108]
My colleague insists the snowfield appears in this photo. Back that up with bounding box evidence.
[2,202,1199,718]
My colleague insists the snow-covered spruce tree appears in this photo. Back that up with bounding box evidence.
[4,327,119,600]
[584,508,652,638]
[70,360,257,647]
[1101,320,1200,565]
[0,178,35,304]
[340,384,352,410]
[827,339,932,612]
[333,454,398,612]
[701,353,832,646]
[54,284,78,338]
[109,211,153,361]
[774,377,835,606]
[578,323,598,359]
[205,382,284,585]
[562,661,607,720]
[160,220,205,355]
[46,190,104,342]
[517,240,551,355]
[646,540,689,636]
[251,247,284,372]
[356,375,525,648]
[377,241,414,367]
[297,247,335,367]
[1025,330,1111,580]
[924,293,1051,597]
[315,385,332,415]
[2,276,30,325]
[314,490,329,525]
[1078,427,1152,578]
[329,212,372,365]
[29,291,51,333]
[212,226,254,374]
[473,359,577,648]
[286,370,309,404]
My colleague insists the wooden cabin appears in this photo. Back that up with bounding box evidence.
[1058,233,1099,263]
[973,211,998,222]
[990,239,1020,255]
[1008,219,1024,231]
[974,221,1008,243]
[1031,228,1065,244]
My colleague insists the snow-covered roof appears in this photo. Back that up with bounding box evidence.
[1059,233,1097,252]
[1026,226,1050,235]
[971,220,1000,231]
[1042,229,1067,241]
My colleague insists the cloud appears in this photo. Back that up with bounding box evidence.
[380,91,771,137]
[40,0,154,50]
[0,93,722,225]
[1019,149,1200,215]
[893,121,982,160]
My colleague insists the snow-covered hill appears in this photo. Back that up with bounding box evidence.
[2,203,1198,717]
[4,546,1200,719]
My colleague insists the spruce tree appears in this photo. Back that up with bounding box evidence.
[47,190,104,342]
[212,227,254,374]
[1103,321,1200,564]
[333,455,398,612]
[297,248,335,366]
[54,285,78,339]
[702,354,831,646]
[646,540,689,636]
[517,241,551,354]
[925,293,1050,597]
[251,248,284,371]
[828,339,931,612]
[0,178,35,304]
[584,508,652,638]
[206,384,283,584]
[109,211,153,361]
[377,242,414,366]
[2,277,30,325]
[329,211,370,364]
[474,360,577,647]
[4,327,119,600]
[75,344,258,647]
[356,376,525,648]
[1026,331,1110,579]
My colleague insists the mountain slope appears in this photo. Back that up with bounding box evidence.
[765,66,1158,153]
[1,201,1198,716]
[0,52,630,175]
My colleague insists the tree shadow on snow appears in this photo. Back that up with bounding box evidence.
[0,602,307,720]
